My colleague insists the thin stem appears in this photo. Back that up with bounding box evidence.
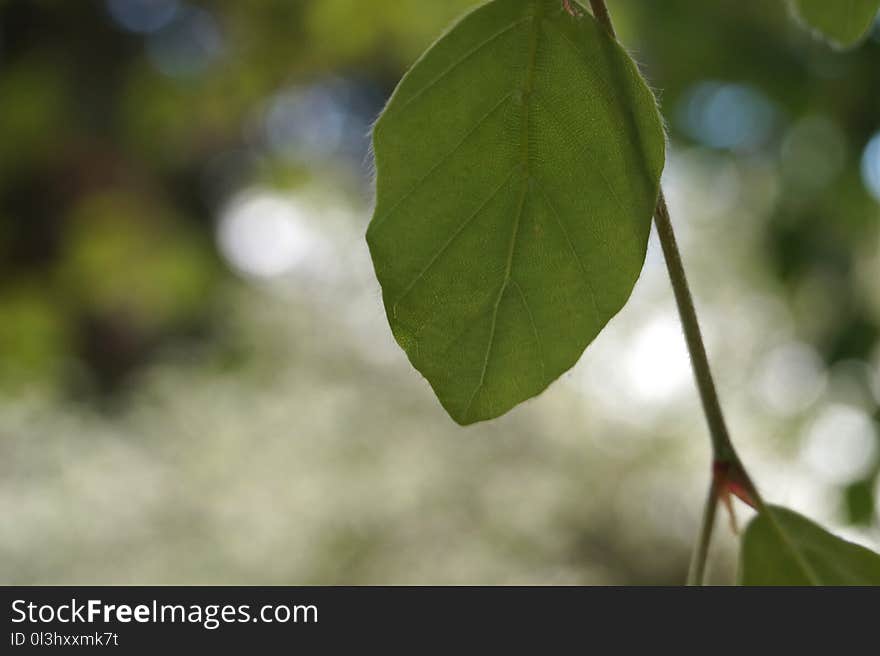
[588,0,616,38]
[653,193,736,464]
[687,478,719,585]
[585,0,763,584]
[588,13,730,460]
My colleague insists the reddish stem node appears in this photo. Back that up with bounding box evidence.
[562,1,583,18]
[712,460,758,534]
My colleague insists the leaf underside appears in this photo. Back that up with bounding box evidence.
[739,505,880,585]
[367,0,665,424]
[789,0,880,48]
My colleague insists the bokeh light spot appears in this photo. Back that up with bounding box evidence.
[261,80,382,167]
[860,131,880,202]
[623,313,691,404]
[106,0,179,34]
[754,342,827,416]
[217,190,322,280]
[800,404,879,485]
[677,81,778,151]
[147,7,224,78]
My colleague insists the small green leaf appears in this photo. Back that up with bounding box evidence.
[739,505,880,585]
[367,0,665,424]
[789,0,880,49]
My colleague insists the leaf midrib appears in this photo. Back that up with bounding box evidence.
[462,1,544,422]
[371,91,514,236]
[763,507,823,585]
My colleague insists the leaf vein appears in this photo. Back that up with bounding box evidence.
[463,183,528,421]
[371,91,514,233]
[392,16,531,115]
[533,179,601,319]
[511,278,545,379]
[391,166,519,314]
[764,509,823,585]
[533,93,625,214]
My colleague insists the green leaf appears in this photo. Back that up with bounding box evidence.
[789,0,880,48]
[739,505,880,585]
[367,0,665,424]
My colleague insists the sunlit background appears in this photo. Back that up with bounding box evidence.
[1,0,878,585]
